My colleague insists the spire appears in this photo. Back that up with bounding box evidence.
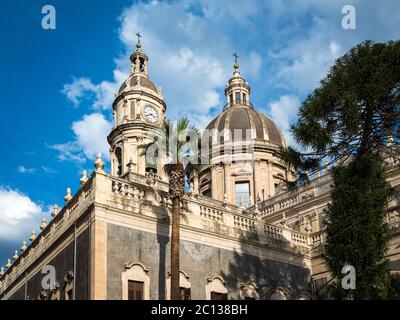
[224,51,251,109]
[135,32,142,51]
[130,31,149,76]
[232,51,240,75]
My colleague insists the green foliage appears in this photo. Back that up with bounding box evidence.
[323,152,392,299]
[387,274,400,300]
[281,40,400,187]
[279,40,400,299]
[139,116,203,177]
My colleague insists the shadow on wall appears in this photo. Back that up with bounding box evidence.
[156,203,170,300]
[221,232,313,300]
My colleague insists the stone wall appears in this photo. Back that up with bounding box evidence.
[106,223,311,300]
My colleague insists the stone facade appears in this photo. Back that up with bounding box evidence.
[0,39,399,300]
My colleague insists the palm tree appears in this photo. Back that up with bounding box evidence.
[140,117,201,300]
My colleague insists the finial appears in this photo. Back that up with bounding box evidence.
[223,194,229,205]
[233,51,239,71]
[94,153,105,173]
[239,196,245,209]
[51,204,59,218]
[388,135,394,146]
[6,259,11,269]
[20,241,27,253]
[40,217,47,231]
[136,32,142,50]
[305,221,313,234]
[30,230,36,242]
[253,202,260,216]
[0,267,4,276]
[323,161,328,174]
[80,170,88,186]
[280,212,287,227]
[13,250,19,261]
[64,187,72,203]
[222,194,230,210]
[126,159,136,173]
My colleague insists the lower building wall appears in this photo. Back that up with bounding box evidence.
[3,224,90,300]
[106,223,311,300]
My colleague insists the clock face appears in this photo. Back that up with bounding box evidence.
[143,105,159,124]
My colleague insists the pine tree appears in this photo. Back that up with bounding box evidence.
[280,40,400,299]
[324,152,392,299]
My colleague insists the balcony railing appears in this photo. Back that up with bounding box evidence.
[223,99,254,111]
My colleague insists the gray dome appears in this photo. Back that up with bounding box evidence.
[118,76,159,94]
[206,105,285,147]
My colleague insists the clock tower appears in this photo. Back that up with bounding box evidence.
[107,34,166,178]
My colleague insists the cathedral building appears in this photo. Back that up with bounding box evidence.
[0,39,399,300]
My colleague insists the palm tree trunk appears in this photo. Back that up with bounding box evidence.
[168,162,185,300]
[170,196,181,300]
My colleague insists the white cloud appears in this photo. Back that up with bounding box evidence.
[0,187,46,242]
[72,113,113,160]
[116,2,231,118]
[50,141,86,164]
[58,0,400,158]
[271,17,343,93]
[268,95,301,147]
[62,76,119,110]
[246,52,262,78]
[17,166,36,174]
[50,113,113,163]
[41,166,58,175]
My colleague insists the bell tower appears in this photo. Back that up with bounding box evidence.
[107,33,166,178]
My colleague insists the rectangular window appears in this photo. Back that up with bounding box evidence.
[128,280,144,300]
[180,287,191,300]
[202,189,212,198]
[235,92,241,103]
[130,100,136,119]
[211,292,228,300]
[242,93,247,103]
[235,181,250,207]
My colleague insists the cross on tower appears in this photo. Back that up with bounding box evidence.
[233,51,239,64]
[136,32,142,43]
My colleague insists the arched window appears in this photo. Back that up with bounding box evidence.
[270,288,287,300]
[166,270,191,300]
[240,282,259,300]
[298,291,312,300]
[122,262,150,300]
[115,147,123,176]
[206,275,228,300]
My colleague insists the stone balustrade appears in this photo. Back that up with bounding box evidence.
[257,174,332,219]
[0,176,95,292]
[199,205,224,223]
[2,164,399,294]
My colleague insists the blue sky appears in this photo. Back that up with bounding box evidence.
[0,0,399,266]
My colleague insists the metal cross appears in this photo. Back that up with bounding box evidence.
[233,51,239,64]
[136,32,142,42]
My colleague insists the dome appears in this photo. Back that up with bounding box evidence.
[116,37,160,96]
[118,76,159,94]
[205,105,286,147]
